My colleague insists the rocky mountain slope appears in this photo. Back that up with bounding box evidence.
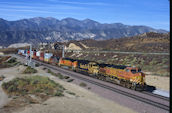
[0,17,168,46]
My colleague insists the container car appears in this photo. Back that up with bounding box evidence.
[39,51,44,61]
[44,53,53,63]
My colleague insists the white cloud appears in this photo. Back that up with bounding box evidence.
[0,8,80,15]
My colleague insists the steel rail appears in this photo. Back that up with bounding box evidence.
[33,59,169,111]
[15,54,169,111]
[142,91,169,101]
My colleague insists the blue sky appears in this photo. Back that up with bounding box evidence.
[0,0,169,30]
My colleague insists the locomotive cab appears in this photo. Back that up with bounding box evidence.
[125,67,146,90]
[88,62,99,75]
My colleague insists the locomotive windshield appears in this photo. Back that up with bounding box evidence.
[131,69,137,74]
[138,69,141,72]
[131,69,142,74]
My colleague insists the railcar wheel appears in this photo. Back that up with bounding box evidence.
[131,83,137,90]
[126,83,132,89]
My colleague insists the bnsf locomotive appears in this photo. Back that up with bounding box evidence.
[18,49,146,90]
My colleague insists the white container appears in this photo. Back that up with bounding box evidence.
[30,51,33,57]
[36,51,40,57]
[21,50,25,55]
[44,53,53,59]
[18,49,21,54]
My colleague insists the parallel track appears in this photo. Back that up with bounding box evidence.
[142,91,169,101]
[15,54,169,111]
[34,59,169,111]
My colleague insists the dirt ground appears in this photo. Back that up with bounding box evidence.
[0,65,137,113]
[145,73,169,91]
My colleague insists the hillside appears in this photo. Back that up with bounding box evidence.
[0,17,168,47]
[65,32,169,53]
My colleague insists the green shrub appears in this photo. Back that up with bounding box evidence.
[7,58,17,63]
[88,87,91,90]
[43,67,47,70]
[79,82,87,87]
[64,76,70,79]
[66,91,75,95]
[23,66,37,74]
[67,79,74,82]
[2,76,65,97]
[47,69,51,73]
[35,63,40,67]
[54,90,64,97]
[58,73,64,79]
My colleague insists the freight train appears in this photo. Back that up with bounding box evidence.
[18,49,146,90]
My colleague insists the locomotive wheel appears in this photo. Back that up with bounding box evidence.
[126,83,132,89]
[131,83,137,90]
[121,80,126,87]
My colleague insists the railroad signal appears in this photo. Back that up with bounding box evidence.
[54,43,65,58]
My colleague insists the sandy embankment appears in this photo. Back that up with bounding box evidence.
[0,65,136,113]
[146,75,169,91]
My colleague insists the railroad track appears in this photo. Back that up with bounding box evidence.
[15,54,170,111]
[142,91,169,101]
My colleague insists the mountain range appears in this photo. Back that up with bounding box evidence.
[0,17,168,47]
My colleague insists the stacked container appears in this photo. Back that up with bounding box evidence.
[36,51,40,60]
[24,50,28,57]
[27,50,30,57]
[44,53,53,63]
[32,51,37,59]
[20,50,25,56]
[18,49,22,55]
[39,51,44,61]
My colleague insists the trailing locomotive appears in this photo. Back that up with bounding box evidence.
[17,49,146,90]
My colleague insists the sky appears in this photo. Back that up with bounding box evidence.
[0,0,170,31]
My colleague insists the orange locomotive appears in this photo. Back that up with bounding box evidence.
[58,58,76,68]
[98,64,146,90]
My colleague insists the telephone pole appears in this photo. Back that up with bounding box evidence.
[27,44,35,68]
[30,44,32,62]
[62,45,65,58]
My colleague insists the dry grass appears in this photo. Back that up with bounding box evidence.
[23,66,37,74]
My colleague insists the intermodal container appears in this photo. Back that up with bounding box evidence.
[44,53,53,62]
[36,51,40,59]
[23,50,28,56]
[39,52,44,61]
[18,49,22,55]
[32,51,37,59]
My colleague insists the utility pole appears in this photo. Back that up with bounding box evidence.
[62,45,65,58]
[27,44,35,68]
[30,44,32,62]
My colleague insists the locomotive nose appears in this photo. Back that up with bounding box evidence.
[140,72,145,84]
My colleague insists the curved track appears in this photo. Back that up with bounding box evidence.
[142,91,169,101]
[15,54,170,111]
[33,59,169,111]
